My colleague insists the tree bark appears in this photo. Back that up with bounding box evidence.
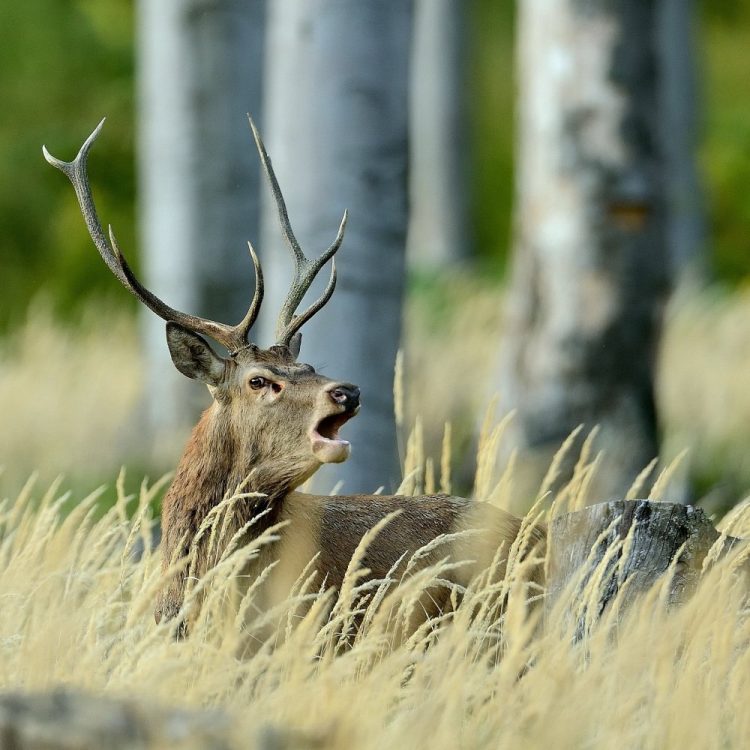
[546,500,742,635]
[0,689,323,749]
[260,0,413,494]
[407,0,471,270]
[498,0,670,502]
[657,0,706,281]
[137,0,265,454]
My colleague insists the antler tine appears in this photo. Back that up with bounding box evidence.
[234,241,264,344]
[44,120,262,354]
[276,212,347,344]
[247,116,304,266]
[248,115,348,347]
[43,119,130,288]
[284,259,337,339]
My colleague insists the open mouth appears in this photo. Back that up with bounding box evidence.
[310,409,358,464]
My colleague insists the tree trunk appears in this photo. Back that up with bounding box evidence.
[260,0,413,494]
[407,0,471,270]
[136,0,265,456]
[546,500,741,636]
[0,689,321,749]
[657,0,706,281]
[498,0,670,504]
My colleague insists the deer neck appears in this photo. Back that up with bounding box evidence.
[163,406,292,556]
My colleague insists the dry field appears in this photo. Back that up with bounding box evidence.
[0,283,749,747]
[0,448,748,748]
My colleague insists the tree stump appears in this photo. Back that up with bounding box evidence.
[0,690,229,750]
[545,500,741,633]
[0,689,323,750]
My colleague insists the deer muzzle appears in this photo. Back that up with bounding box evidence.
[310,383,360,463]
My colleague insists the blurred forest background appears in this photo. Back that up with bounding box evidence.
[4,1,750,320]
[1,1,750,512]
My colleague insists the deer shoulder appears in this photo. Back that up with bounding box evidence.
[273,492,545,601]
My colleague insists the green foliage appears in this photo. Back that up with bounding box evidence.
[467,0,515,272]
[699,0,750,281]
[0,0,134,331]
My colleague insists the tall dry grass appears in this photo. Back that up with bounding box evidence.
[660,287,750,506]
[0,285,750,746]
[0,460,748,748]
[0,300,143,492]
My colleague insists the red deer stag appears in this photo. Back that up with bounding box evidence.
[44,119,544,633]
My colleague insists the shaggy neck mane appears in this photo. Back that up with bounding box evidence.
[161,407,291,566]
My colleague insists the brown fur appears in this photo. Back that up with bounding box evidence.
[46,120,544,635]
[153,341,546,633]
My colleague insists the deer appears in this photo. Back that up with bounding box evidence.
[43,118,545,636]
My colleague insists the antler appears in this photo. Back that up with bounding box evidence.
[44,118,346,355]
[248,116,347,348]
[42,119,263,354]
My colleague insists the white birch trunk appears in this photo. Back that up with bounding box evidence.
[137,0,265,455]
[260,0,413,494]
[498,0,670,502]
[407,0,471,270]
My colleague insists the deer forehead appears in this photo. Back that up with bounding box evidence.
[241,363,324,383]
[228,350,329,384]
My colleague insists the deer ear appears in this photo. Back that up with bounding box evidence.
[166,323,226,385]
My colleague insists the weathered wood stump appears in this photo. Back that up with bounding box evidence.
[0,690,321,750]
[546,499,743,633]
[0,690,230,750]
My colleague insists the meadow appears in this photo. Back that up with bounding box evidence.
[0,281,749,748]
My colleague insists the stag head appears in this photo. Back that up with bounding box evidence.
[43,118,359,487]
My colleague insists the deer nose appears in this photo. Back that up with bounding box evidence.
[328,383,360,410]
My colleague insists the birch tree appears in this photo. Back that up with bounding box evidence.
[407,0,471,270]
[498,0,671,501]
[260,0,413,493]
[137,0,265,452]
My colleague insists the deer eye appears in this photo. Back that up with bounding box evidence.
[249,376,267,390]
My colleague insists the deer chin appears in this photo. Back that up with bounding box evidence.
[310,411,354,464]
